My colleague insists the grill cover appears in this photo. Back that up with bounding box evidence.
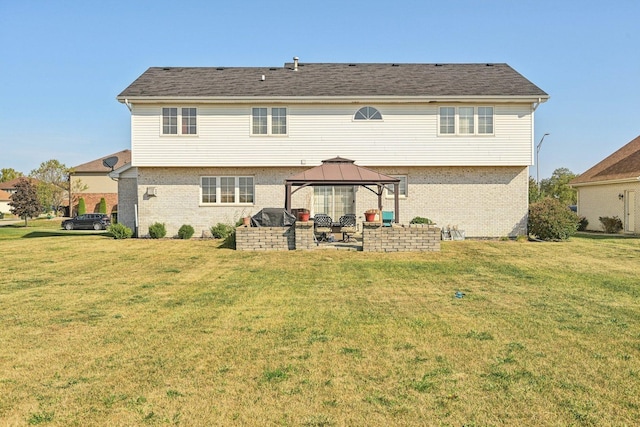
[251,208,297,227]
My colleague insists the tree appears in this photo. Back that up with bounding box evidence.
[0,168,23,182]
[69,178,89,216]
[78,197,86,215]
[528,176,544,204]
[30,160,70,215]
[539,168,578,206]
[8,178,42,226]
[99,197,107,214]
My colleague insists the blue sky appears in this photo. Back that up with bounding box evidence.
[1,0,639,180]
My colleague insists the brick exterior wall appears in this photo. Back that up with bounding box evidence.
[131,166,527,238]
[362,222,441,252]
[116,178,139,234]
[73,193,118,217]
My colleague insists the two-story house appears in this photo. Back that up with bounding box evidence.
[113,58,548,238]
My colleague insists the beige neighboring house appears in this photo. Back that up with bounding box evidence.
[69,149,131,217]
[0,177,40,216]
[570,135,640,233]
[113,59,549,238]
[0,189,11,215]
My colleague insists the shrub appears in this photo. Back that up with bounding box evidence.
[410,216,434,225]
[78,198,86,215]
[177,224,195,239]
[108,223,133,239]
[599,216,623,234]
[210,223,234,239]
[528,198,579,241]
[577,216,589,231]
[148,222,167,239]
[99,197,107,214]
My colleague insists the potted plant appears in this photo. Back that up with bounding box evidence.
[297,208,310,222]
[364,209,377,222]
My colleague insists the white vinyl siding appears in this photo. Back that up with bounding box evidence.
[131,103,532,167]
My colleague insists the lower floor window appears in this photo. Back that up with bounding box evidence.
[386,176,408,198]
[201,176,254,204]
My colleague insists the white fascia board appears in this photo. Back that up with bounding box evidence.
[117,95,549,105]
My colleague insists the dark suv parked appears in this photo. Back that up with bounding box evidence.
[62,214,111,230]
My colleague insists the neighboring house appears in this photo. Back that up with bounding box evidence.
[113,58,548,238]
[0,189,11,215]
[0,177,40,215]
[570,135,640,233]
[69,150,131,217]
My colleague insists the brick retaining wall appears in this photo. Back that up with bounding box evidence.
[236,221,441,252]
[235,225,295,251]
[362,222,440,252]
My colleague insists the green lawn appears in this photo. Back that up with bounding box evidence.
[0,221,639,426]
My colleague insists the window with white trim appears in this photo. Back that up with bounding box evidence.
[162,107,197,135]
[386,176,407,198]
[200,176,254,205]
[252,107,287,135]
[438,106,493,135]
[354,106,382,120]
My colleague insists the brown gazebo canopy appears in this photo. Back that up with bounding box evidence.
[284,157,400,222]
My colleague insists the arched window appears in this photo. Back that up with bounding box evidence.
[354,106,382,120]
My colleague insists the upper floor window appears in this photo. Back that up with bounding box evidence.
[354,106,382,120]
[439,106,493,135]
[162,107,197,135]
[252,107,287,135]
[201,176,254,205]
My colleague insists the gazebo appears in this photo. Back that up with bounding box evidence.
[284,157,400,223]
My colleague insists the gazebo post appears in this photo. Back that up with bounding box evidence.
[394,183,400,223]
[285,183,292,212]
[377,185,383,211]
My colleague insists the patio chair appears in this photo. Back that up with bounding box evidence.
[313,214,333,242]
[339,214,357,242]
[382,211,394,227]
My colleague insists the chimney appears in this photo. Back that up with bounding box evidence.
[293,56,299,71]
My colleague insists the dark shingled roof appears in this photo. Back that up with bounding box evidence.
[72,149,131,173]
[118,62,548,99]
[571,135,640,185]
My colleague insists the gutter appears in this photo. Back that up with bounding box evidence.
[570,176,640,188]
[116,95,551,105]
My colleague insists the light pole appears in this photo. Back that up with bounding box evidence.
[536,133,550,187]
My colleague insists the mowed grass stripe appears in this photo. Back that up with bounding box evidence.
[0,221,638,425]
